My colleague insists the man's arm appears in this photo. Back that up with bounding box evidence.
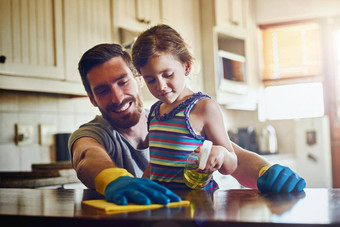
[71,136,181,205]
[231,142,270,189]
[231,142,306,193]
[72,137,116,189]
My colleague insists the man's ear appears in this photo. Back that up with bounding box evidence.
[88,93,98,107]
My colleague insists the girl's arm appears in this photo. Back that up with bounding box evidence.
[191,98,237,175]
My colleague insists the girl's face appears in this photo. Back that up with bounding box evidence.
[140,53,190,104]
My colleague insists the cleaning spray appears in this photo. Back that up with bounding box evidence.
[183,140,213,189]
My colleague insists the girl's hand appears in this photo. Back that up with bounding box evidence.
[194,145,226,173]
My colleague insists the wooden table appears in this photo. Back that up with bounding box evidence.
[0,188,339,226]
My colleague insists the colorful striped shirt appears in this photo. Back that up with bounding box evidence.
[147,92,218,190]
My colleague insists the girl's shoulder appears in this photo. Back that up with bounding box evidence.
[191,93,220,115]
[194,92,217,107]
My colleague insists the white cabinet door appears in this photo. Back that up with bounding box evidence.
[63,0,113,82]
[0,0,64,79]
[214,0,247,36]
[113,0,161,32]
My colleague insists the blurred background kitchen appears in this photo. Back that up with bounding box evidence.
[0,0,339,189]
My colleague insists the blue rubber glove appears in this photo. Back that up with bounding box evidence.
[105,176,181,205]
[257,164,306,193]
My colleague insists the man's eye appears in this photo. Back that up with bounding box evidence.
[95,88,107,95]
[145,78,155,84]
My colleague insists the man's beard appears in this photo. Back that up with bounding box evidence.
[100,94,144,129]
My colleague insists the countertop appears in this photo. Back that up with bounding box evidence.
[0,188,339,226]
[0,162,83,188]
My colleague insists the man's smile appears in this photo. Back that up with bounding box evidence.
[112,101,132,113]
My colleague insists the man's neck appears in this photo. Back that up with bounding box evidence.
[117,113,149,150]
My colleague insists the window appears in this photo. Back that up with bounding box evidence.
[260,83,324,120]
[261,21,323,82]
[259,21,324,120]
[336,29,340,118]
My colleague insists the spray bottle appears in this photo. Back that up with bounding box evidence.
[183,140,214,189]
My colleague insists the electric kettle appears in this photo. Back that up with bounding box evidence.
[259,125,278,154]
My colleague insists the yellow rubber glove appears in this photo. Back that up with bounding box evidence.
[95,168,133,195]
[94,168,181,205]
[258,165,271,178]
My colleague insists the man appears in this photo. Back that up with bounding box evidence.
[69,43,306,206]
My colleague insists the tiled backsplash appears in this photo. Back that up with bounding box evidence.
[0,90,99,171]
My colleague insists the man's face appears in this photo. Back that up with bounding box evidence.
[86,57,143,129]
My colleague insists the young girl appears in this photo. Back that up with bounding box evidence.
[131,24,237,189]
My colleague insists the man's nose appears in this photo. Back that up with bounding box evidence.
[111,87,124,103]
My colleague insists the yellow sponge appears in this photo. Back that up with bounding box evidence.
[82,199,190,213]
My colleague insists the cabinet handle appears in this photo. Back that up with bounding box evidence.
[0,55,6,63]
[137,18,150,24]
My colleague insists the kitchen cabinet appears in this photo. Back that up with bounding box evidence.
[0,0,64,80]
[0,0,114,96]
[113,0,161,36]
[215,0,247,37]
[200,0,259,110]
[63,0,113,82]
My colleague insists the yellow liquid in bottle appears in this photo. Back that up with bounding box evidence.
[183,169,212,189]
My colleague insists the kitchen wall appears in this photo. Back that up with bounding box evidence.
[0,90,99,171]
[255,0,340,24]
[222,108,296,155]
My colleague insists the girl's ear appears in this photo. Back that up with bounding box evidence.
[136,76,144,88]
[88,93,98,107]
[184,62,191,76]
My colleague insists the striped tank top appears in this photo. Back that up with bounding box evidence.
[147,92,218,190]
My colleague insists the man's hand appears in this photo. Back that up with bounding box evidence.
[105,176,181,205]
[257,164,306,193]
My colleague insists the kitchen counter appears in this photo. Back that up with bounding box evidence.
[0,162,84,188]
[0,188,339,226]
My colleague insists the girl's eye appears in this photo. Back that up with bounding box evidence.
[164,73,174,78]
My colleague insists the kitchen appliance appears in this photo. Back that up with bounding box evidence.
[295,116,332,188]
[259,125,278,154]
[230,127,259,153]
[218,50,246,82]
[218,50,248,95]
[55,133,71,162]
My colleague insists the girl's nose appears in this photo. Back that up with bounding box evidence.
[156,79,166,91]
